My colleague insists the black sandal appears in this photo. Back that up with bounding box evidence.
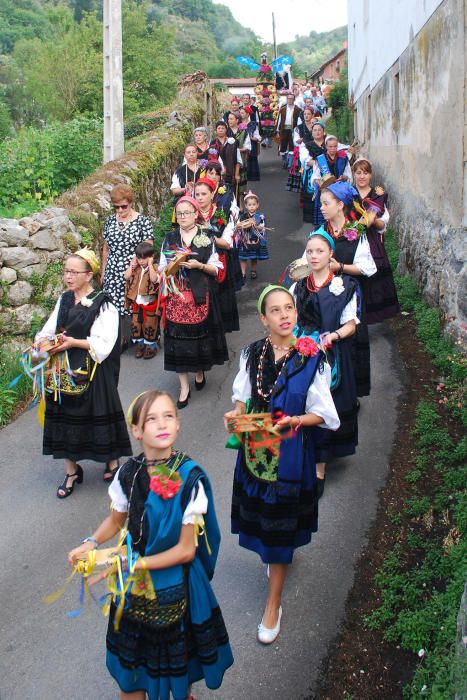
[103,462,119,482]
[57,465,83,499]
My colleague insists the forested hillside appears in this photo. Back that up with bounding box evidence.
[278,25,347,76]
[0,0,261,130]
[0,0,346,131]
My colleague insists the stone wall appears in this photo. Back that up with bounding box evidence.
[351,0,466,346]
[0,73,217,345]
[0,209,81,336]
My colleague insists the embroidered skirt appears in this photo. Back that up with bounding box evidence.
[106,558,233,700]
[231,452,319,564]
[42,362,131,462]
[163,285,228,372]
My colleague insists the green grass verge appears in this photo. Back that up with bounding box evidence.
[364,229,466,699]
[0,346,31,426]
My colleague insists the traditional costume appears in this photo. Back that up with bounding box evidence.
[294,230,361,462]
[242,114,261,182]
[276,101,302,157]
[159,226,228,372]
[107,452,233,700]
[193,127,211,160]
[352,173,400,324]
[236,193,269,265]
[209,133,242,187]
[230,294,339,564]
[325,182,377,397]
[170,163,203,193]
[227,126,250,195]
[299,133,326,225]
[125,265,160,349]
[37,289,131,463]
[197,182,241,333]
[304,141,353,227]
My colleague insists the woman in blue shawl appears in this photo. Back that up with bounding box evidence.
[224,286,339,645]
[69,390,233,700]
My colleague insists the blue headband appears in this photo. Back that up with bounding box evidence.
[308,227,335,251]
[325,181,358,206]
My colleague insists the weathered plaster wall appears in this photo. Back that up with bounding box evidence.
[348,0,444,101]
[351,0,466,343]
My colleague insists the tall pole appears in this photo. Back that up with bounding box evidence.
[272,12,277,60]
[103,0,124,163]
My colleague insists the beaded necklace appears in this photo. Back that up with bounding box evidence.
[271,342,292,351]
[327,217,349,239]
[306,269,334,293]
[198,203,216,222]
[256,337,294,400]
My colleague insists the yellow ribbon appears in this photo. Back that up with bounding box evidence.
[193,515,212,556]
[43,549,97,605]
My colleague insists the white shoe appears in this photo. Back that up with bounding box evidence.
[257,606,282,644]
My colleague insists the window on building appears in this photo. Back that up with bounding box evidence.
[336,60,340,73]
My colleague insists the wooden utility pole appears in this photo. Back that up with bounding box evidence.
[103,0,124,163]
[272,13,277,60]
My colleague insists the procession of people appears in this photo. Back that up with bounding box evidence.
[31,87,401,700]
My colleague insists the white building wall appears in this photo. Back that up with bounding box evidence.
[348,0,444,100]
[347,0,466,343]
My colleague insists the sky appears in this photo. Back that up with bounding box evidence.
[213,0,348,44]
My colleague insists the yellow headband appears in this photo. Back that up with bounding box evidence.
[73,247,100,274]
[257,284,290,314]
[126,392,148,426]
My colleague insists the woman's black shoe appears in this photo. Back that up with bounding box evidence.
[194,373,206,391]
[57,465,83,499]
[177,389,191,410]
[316,477,325,500]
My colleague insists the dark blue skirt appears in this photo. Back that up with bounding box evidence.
[231,449,319,564]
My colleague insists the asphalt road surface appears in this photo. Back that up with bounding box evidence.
[0,148,402,700]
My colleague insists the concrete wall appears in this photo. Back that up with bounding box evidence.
[349,0,466,343]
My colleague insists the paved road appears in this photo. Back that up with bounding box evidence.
[0,149,402,700]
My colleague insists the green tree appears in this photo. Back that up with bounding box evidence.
[0,0,52,53]
[0,99,11,140]
[122,2,178,114]
[13,6,102,121]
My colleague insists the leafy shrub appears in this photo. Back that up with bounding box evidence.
[124,112,168,139]
[0,117,102,208]
[48,118,102,193]
[0,101,12,141]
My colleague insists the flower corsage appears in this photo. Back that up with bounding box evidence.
[193,231,212,248]
[329,277,345,296]
[214,207,227,228]
[148,455,183,500]
[80,296,93,307]
[293,336,320,358]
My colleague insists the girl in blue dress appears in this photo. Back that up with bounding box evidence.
[69,390,233,700]
[237,191,269,281]
[224,285,339,645]
[293,229,360,498]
